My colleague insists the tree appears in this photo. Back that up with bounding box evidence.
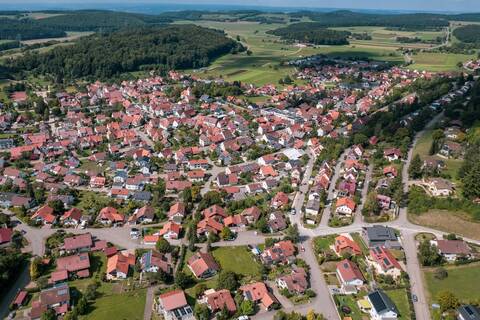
[41,309,56,320]
[437,291,460,312]
[85,282,99,300]
[194,303,210,320]
[76,296,88,315]
[418,240,443,266]
[434,267,448,280]
[156,238,172,253]
[285,223,300,243]
[240,299,255,316]
[174,271,192,289]
[462,162,480,200]
[353,133,368,146]
[217,270,239,291]
[409,154,423,179]
[30,257,42,280]
[220,226,233,240]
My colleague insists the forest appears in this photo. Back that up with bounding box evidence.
[5,25,244,82]
[452,25,480,45]
[0,18,66,40]
[268,23,351,45]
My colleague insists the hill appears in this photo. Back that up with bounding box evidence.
[6,24,244,81]
[453,25,480,45]
[0,18,66,40]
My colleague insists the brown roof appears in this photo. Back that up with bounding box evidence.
[56,253,90,272]
[206,289,237,313]
[436,240,471,255]
[63,233,92,251]
[187,251,220,278]
[159,289,188,311]
[336,259,365,282]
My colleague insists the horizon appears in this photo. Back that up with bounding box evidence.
[1,0,480,14]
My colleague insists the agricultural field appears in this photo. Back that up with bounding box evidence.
[409,209,480,240]
[408,51,477,72]
[20,31,94,45]
[331,26,444,49]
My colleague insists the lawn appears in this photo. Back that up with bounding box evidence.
[211,246,262,277]
[386,289,412,320]
[313,234,337,254]
[334,294,364,320]
[424,262,480,303]
[351,232,369,256]
[81,288,146,320]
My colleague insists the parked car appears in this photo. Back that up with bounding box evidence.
[412,294,418,302]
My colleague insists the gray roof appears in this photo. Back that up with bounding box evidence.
[458,305,480,320]
[364,225,397,242]
[368,290,398,315]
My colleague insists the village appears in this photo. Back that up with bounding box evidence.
[0,56,479,320]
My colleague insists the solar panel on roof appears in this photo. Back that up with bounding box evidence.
[383,258,390,266]
[369,291,387,312]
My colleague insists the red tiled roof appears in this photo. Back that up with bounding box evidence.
[159,289,188,311]
[336,259,365,282]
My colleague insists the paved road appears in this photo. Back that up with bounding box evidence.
[143,285,159,320]
[402,231,431,320]
[320,148,349,226]
[291,149,315,227]
[354,164,373,225]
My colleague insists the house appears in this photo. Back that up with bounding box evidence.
[362,226,401,249]
[377,195,392,210]
[335,197,356,216]
[423,178,454,197]
[276,267,308,294]
[29,283,70,320]
[383,148,402,162]
[336,259,365,287]
[241,206,261,224]
[224,214,247,228]
[60,208,83,227]
[62,233,93,253]
[97,207,125,226]
[369,246,403,279]
[457,305,480,320]
[240,282,278,310]
[106,251,136,280]
[268,212,287,232]
[432,239,472,262]
[156,289,194,320]
[305,198,321,215]
[31,205,56,225]
[158,221,182,239]
[187,251,220,279]
[56,252,91,278]
[196,217,224,237]
[383,166,398,178]
[168,202,186,223]
[0,227,13,245]
[366,290,398,320]
[204,289,237,315]
[89,176,106,188]
[128,205,155,225]
[334,235,362,256]
[260,240,296,265]
[140,250,173,274]
[440,141,463,158]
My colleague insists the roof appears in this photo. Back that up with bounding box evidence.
[458,305,480,320]
[367,290,398,315]
[334,235,361,256]
[159,289,188,311]
[56,252,90,272]
[436,240,471,255]
[0,227,13,243]
[336,259,365,282]
[206,289,237,313]
[39,283,70,307]
[63,233,92,251]
[364,225,397,242]
[187,251,220,278]
[240,282,278,309]
[336,197,356,211]
[107,251,135,275]
[369,246,402,271]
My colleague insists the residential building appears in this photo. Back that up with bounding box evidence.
[366,290,398,320]
[187,251,220,279]
[156,289,194,320]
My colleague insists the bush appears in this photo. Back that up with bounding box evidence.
[434,267,448,280]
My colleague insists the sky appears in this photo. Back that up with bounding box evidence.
[1,0,480,13]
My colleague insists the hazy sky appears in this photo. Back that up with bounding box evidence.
[1,0,480,12]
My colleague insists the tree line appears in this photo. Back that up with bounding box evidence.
[268,23,351,45]
[0,18,66,40]
[452,25,480,45]
[6,25,245,82]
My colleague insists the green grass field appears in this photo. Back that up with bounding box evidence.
[334,295,364,320]
[211,246,262,277]
[82,288,146,320]
[409,52,476,72]
[386,289,412,319]
[424,262,480,303]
